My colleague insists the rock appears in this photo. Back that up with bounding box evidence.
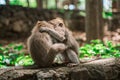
[0,58,120,80]
[13,20,23,32]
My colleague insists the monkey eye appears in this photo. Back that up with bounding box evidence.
[58,23,63,27]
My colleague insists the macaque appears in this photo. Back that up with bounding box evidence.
[40,18,80,66]
[27,21,68,67]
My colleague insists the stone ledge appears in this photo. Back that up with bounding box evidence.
[0,58,120,80]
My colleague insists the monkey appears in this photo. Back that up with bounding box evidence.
[50,18,100,64]
[51,18,80,66]
[39,18,80,66]
[27,20,69,67]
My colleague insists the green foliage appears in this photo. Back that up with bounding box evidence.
[103,11,113,19]
[79,40,120,59]
[0,40,120,68]
[9,0,37,8]
[0,43,33,68]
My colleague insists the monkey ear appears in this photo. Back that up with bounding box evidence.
[58,23,63,27]
[31,21,41,33]
[37,21,41,25]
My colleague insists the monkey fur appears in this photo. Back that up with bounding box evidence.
[27,20,68,67]
[39,18,80,66]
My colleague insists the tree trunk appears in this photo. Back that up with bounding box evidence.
[6,0,9,5]
[36,0,43,9]
[73,0,78,10]
[26,0,30,7]
[45,0,48,9]
[85,0,103,43]
[116,0,120,12]
[55,0,58,9]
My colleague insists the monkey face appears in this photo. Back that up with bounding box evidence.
[48,18,66,37]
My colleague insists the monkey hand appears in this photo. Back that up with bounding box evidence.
[40,27,66,42]
[53,43,67,53]
[39,27,49,32]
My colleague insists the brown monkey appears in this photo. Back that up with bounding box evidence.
[40,18,80,66]
[27,21,68,67]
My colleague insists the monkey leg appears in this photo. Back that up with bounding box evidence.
[43,43,67,67]
[66,49,80,64]
[60,52,70,63]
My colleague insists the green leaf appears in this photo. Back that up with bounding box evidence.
[0,47,5,51]
[14,45,23,51]
[15,55,33,66]
[91,39,102,44]
[114,52,120,58]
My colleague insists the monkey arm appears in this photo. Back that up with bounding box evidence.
[66,49,80,64]
[64,29,79,55]
[39,27,65,42]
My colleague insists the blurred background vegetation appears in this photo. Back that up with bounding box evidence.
[0,0,112,11]
[0,0,120,67]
